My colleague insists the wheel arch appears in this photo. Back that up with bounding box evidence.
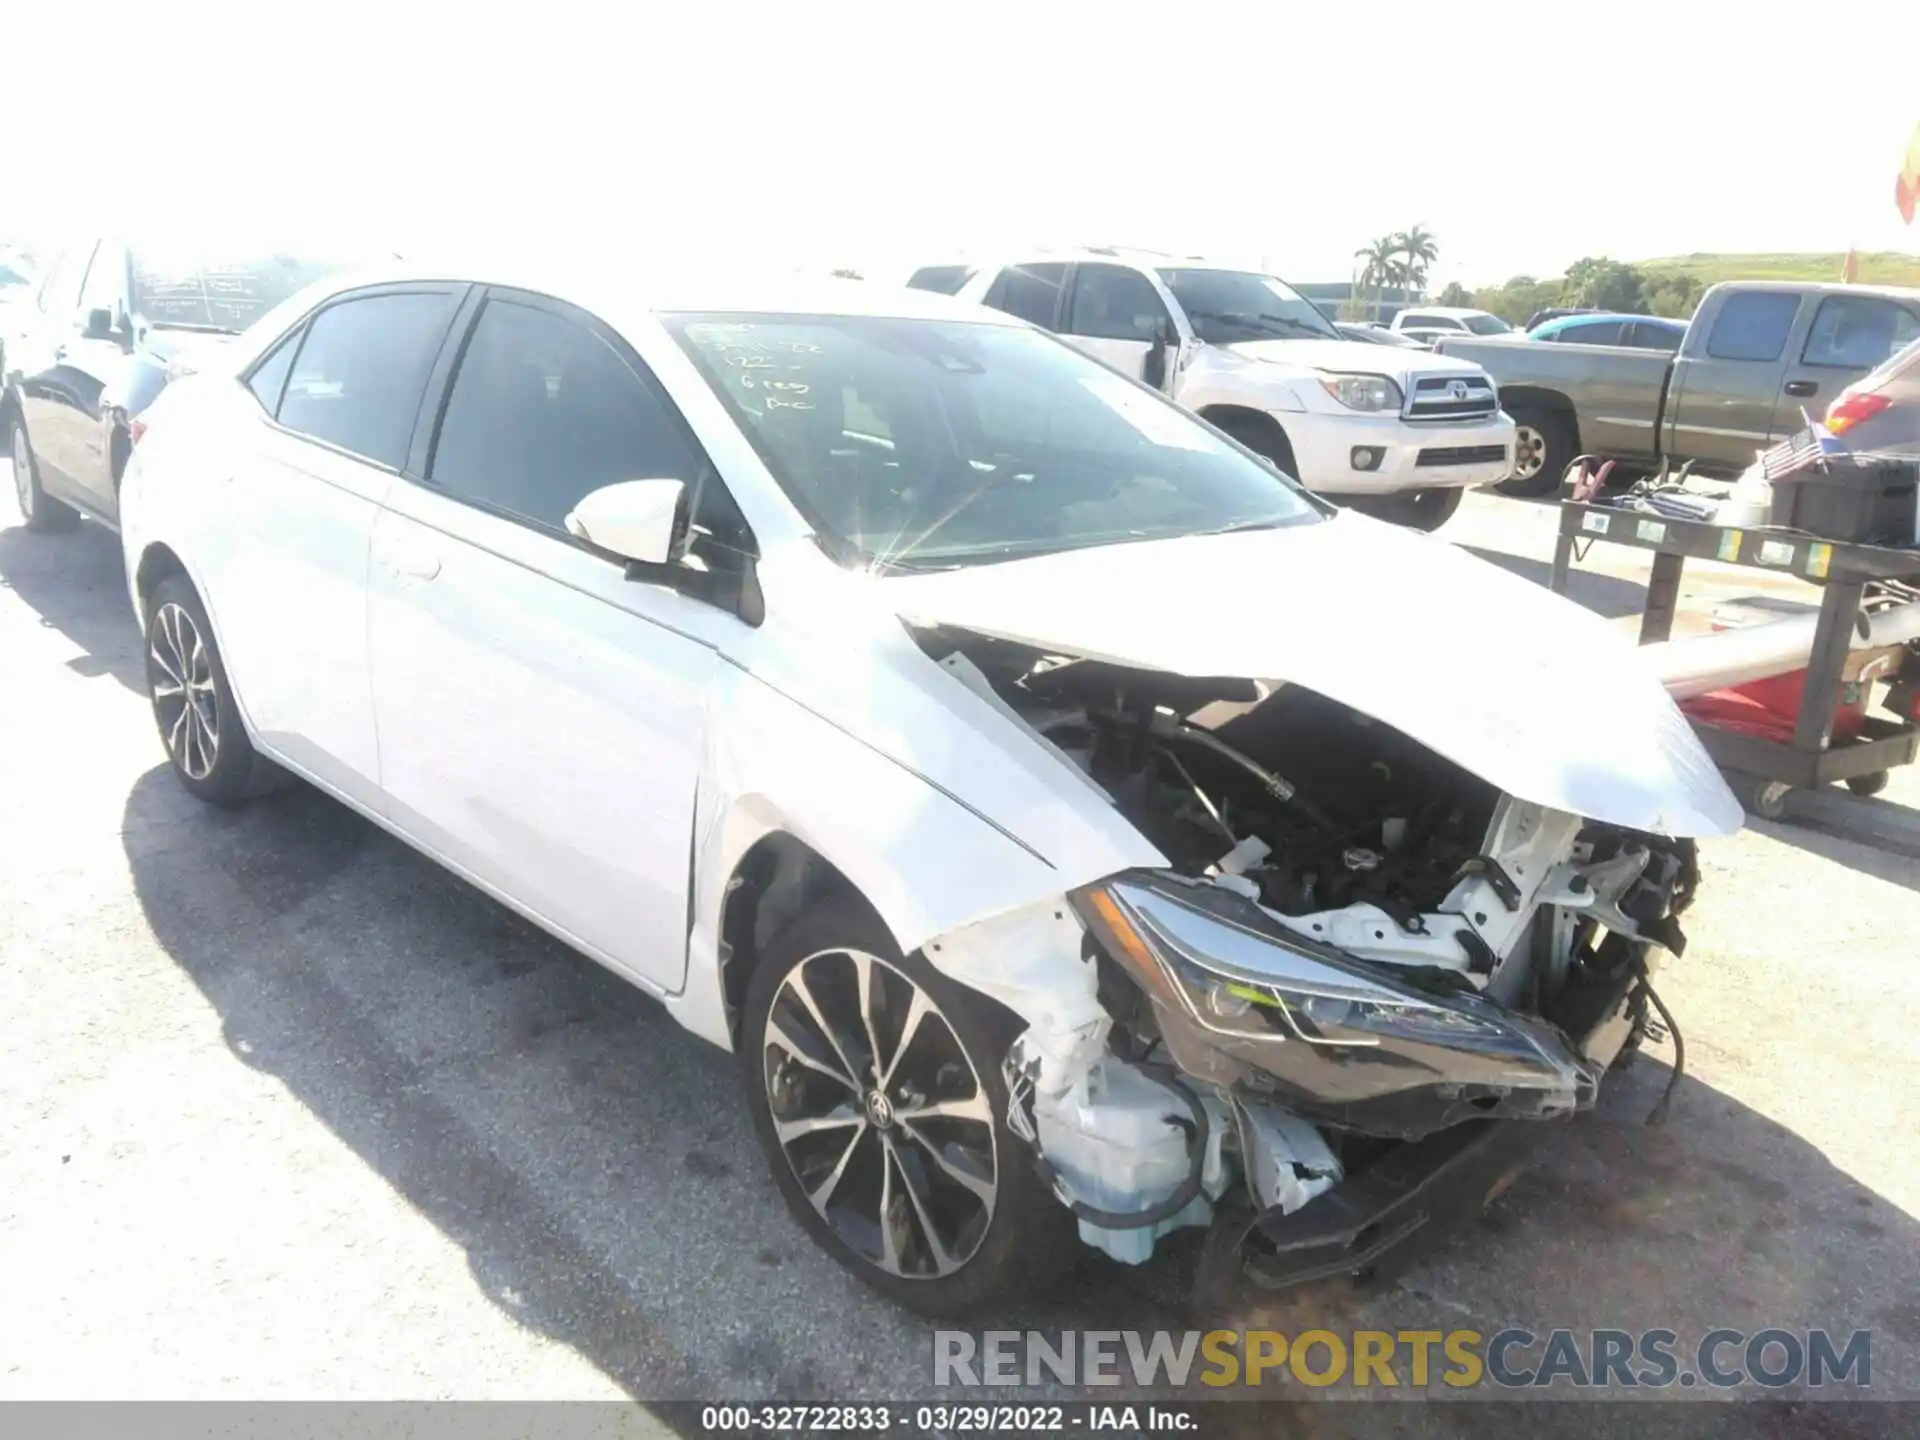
[716,829,867,1046]
[1196,404,1297,471]
[1498,386,1581,447]
[133,540,191,627]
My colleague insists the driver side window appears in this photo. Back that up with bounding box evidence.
[429,295,750,562]
[1066,265,1171,342]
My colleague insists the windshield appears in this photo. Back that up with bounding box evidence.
[1463,313,1512,335]
[132,246,356,334]
[668,314,1322,570]
[1154,268,1341,344]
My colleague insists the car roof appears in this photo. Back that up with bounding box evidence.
[1537,312,1682,329]
[307,253,1019,326]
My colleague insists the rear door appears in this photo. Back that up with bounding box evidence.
[1663,289,1805,470]
[202,284,467,809]
[1059,262,1175,385]
[1775,292,1920,437]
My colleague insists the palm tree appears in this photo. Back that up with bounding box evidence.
[1393,226,1439,302]
[1354,235,1399,321]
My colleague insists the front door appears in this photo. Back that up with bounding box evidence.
[1060,262,1175,389]
[1664,289,1805,470]
[366,289,738,992]
[13,243,97,503]
[1773,292,1920,441]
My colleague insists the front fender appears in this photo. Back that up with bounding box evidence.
[670,664,1107,1049]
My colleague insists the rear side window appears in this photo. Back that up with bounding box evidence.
[276,292,458,468]
[1801,295,1920,369]
[1563,320,1624,346]
[245,331,300,415]
[906,265,973,296]
[1628,321,1684,352]
[428,297,707,533]
[982,264,1068,328]
[1705,292,1800,362]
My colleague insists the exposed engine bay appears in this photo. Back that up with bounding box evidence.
[917,625,1701,1289]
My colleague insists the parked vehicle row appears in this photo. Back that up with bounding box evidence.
[1434,280,1920,494]
[911,249,1516,531]
[2,236,359,531]
[6,251,1739,1313]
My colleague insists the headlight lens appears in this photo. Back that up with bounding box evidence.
[1074,876,1551,1059]
[1318,372,1403,412]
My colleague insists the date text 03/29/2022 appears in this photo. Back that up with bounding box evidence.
[698,1405,1197,1433]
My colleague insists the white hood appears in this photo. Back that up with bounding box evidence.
[1224,337,1488,381]
[883,513,1743,839]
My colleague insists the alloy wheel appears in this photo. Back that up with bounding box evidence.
[1512,424,1546,480]
[149,602,220,780]
[762,948,998,1279]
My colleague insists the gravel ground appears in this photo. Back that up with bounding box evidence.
[1,491,1915,1432]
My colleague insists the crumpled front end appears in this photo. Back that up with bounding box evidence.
[914,624,1704,1294]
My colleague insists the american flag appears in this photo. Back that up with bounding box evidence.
[1756,409,1854,481]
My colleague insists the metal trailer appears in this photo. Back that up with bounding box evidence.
[1548,500,1920,819]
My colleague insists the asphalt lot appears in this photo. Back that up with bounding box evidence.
[2,491,1917,1429]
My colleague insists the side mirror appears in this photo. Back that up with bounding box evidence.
[564,479,689,566]
[82,307,116,341]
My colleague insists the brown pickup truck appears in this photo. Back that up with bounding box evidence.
[1433,280,1920,494]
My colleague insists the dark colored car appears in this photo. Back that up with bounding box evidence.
[4,238,360,532]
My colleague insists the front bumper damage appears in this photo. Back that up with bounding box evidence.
[932,819,1690,1299]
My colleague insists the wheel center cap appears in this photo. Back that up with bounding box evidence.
[864,1089,896,1129]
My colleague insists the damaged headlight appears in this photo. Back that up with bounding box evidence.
[1075,873,1599,1140]
[1317,372,1403,412]
[1079,876,1524,1053]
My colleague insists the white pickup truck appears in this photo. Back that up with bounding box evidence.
[909,250,1515,530]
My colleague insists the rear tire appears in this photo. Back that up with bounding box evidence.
[1845,770,1890,798]
[1499,407,1575,498]
[739,895,1072,1315]
[144,575,271,805]
[9,416,79,532]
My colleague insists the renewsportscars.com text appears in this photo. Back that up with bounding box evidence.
[933,1327,1873,1390]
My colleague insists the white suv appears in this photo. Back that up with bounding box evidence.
[914,251,1515,531]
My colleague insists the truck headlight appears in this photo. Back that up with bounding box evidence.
[1317,372,1403,412]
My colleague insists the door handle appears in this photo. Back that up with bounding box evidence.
[1784,379,1819,398]
[393,552,442,581]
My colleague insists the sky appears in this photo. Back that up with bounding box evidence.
[8,0,1918,289]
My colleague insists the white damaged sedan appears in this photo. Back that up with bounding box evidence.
[118,260,1742,1313]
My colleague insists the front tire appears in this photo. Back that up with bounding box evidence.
[9,416,79,532]
[1498,407,1575,498]
[739,896,1071,1315]
[144,575,266,805]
